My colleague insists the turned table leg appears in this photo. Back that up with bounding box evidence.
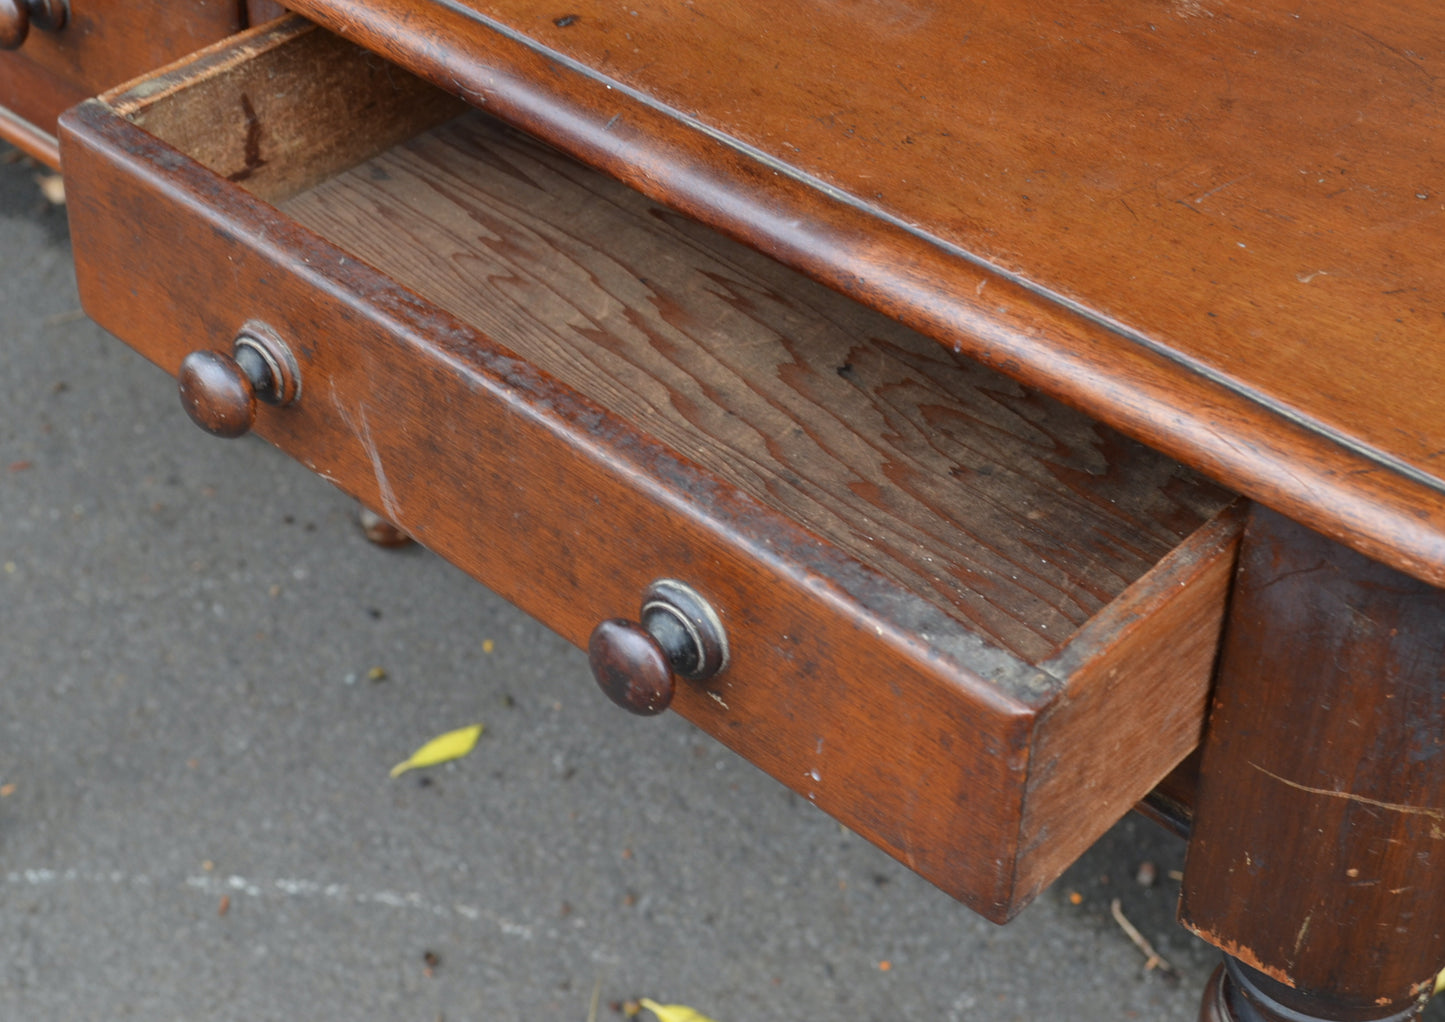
[1180,506,1445,1021]
[1198,957,1425,1022]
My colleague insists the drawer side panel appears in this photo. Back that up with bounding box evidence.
[1015,502,1243,907]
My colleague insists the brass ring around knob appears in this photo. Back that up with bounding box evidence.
[176,324,300,439]
[588,580,728,716]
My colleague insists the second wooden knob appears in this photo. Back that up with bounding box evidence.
[0,0,68,50]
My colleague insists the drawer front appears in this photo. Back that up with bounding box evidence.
[0,0,246,163]
[60,19,1240,920]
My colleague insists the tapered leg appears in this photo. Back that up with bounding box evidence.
[1182,506,1445,1021]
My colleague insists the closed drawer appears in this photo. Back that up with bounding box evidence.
[0,0,248,165]
[60,17,1240,922]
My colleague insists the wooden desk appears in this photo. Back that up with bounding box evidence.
[45,2,1445,1019]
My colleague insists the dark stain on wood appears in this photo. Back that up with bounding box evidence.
[226,93,266,182]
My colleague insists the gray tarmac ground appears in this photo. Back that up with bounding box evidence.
[0,142,1430,1022]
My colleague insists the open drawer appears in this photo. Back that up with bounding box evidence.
[60,17,1240,922]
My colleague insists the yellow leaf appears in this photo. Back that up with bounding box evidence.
[1435,969,1445,998]
[639,999,719,1022]
[389,724,483,777]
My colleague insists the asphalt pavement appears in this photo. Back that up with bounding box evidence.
[0,141,1345,1022]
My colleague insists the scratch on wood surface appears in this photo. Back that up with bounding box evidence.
[1172,0,1214,18]
[448,76,488,106]
[1249,560,1331,594]
[896,787,922,873]
[1192,174,1249,204]
[1252,763,1445,820]
[1344,26,1439,87]
[1292,913,1311,956]
[331,383,400,519]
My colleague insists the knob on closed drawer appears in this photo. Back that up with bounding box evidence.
[177,325,300,438]
[0,0,68,49]
[588,580,728,715]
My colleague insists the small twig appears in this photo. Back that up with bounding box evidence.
[42,308,87,327]
[1110,897,1177,976]
[588,974,602,1022]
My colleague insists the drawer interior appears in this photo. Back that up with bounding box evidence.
[112,20,1232,665]
[66,17,1241,919]
[289,119,1240,663]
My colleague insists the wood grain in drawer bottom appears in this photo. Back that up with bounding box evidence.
[60,17,1241,921]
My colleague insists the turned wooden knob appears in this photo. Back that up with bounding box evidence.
[0,0,67,50]
[590,619,676,715]
[588,580,728,716]
[177,327,300,438]
[178,349,261,438]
